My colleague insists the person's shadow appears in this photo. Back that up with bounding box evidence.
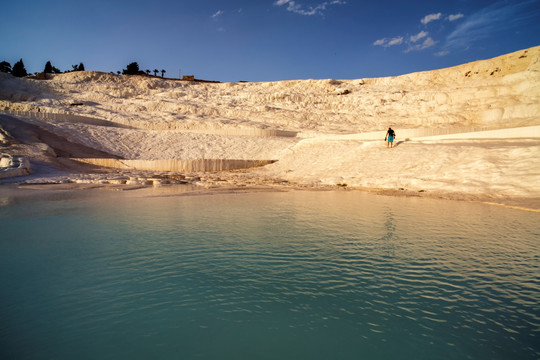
[393,138,410,147]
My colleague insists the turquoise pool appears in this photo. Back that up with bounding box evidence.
[0,188,538,359]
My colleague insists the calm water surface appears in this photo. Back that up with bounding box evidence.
[0,188,539,360]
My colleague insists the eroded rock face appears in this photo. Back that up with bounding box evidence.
[0,154,31,179]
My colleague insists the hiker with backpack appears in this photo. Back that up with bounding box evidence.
[385,127,396,148]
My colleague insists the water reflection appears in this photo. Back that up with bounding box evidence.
[0,190,538,360]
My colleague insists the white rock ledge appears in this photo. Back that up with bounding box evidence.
[0,154,31,179]
[70,158,277,172]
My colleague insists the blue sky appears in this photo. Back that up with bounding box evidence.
[1,0,539,82]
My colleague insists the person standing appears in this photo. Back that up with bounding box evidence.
[385,127,396,148]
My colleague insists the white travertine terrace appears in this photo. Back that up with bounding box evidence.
[0,46,539,204]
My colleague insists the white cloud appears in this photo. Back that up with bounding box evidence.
[448,13,464,21]
[388,36,404,46]
[435,50,450,56]
[374,36,403,47]
[410,31,428,43]
[421,12,442,25]
[274,0,345,16]
[422,37,436,48]
[445,0,537,49]
[212,10,224,19]
[405,37,436,53]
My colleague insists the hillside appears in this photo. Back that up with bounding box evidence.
[1,46,539,208]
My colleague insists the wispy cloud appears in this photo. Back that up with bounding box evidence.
[421,12,442,25]
[211,8,244,32]
[448,13,464,21]
[274,0,345,16]
[374,30,434,51]
[410,30,428,43]
[373,2,538,56]
[374,9,468,54]
[388,36,404,46]
[373,36,404,47]
[212,10,224,19]
[405,37,436,52]
[445,0,539,49]
[435,50,450,57]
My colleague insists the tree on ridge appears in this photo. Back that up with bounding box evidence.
[0,61,11,73]
[44,61,61,74]
[161,69,166,78]
[12,59,27,77]
[44,61,53,73]
[71,63,85,72]
[123,62,142,75]
[153,69,158,76]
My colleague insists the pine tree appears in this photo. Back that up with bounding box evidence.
[12,59,28,77]
[123,62,140,75]
[161,69,166,78]
[44,61,53,73]
[78,63,85,71]
[0,61,11,73]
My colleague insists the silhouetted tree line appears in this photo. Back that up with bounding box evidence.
[0,59,27,77]
[43,61,61,74]
[1,58,167,78]
[0,59,85,77]
[72,63,85,71]
[122,62,166,77]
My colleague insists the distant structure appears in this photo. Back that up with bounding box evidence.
[32,73,50,80]
[182,75,195,81]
